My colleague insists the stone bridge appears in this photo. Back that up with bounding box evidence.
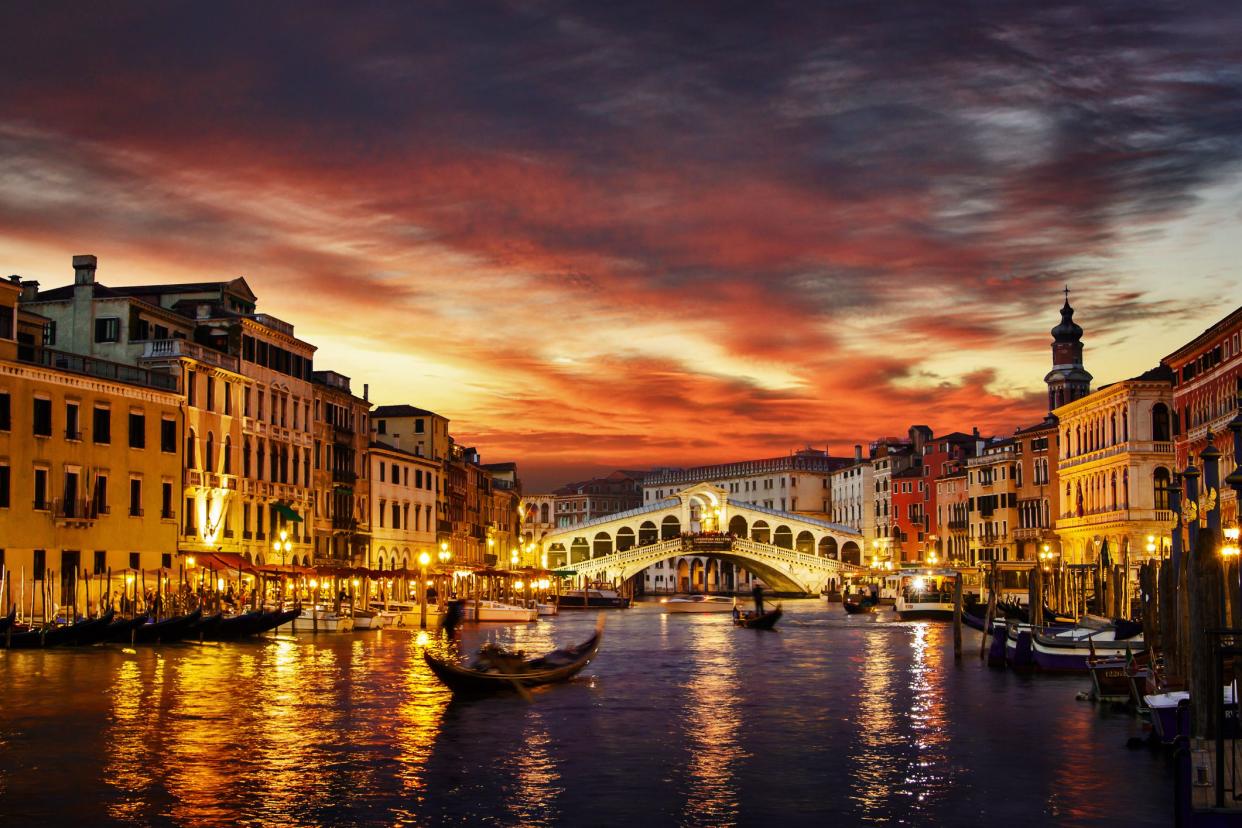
[539,483,866,594]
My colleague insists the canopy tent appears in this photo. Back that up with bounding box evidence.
[272,502,303,522]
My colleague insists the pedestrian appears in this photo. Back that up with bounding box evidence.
[752,583,764,615]
[442,598,464,643]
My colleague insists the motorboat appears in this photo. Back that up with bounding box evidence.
[463,600,537,622]
[1144,683,1237,745]
[662,595,736,614]
[556,587,631,609]
[893,570,956,620]
[277,606,356,633]
[535,602,558,617]
[351,608,386,630]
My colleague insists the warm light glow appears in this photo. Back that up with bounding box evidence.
[125,573,135,584]
[415,631,429,647]
[1224,525,1242,558]
[309,579,319,589]
[487,538,495,548]
[440,542,449,553]
[185,556,196,568]
[913,577,925,590]
[216,578,225,592]
[418,551,431,566]
[352,578,360,588]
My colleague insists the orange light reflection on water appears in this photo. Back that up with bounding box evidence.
[905,623,949,806]
[680,619,747,827]
[850,628,900,816]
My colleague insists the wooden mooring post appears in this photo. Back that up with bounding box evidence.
[952,573,962,659]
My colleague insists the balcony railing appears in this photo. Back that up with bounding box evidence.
[1056,508,1175,530]
[22,346,178,392]
[139,338,240,372]
[52,497,95,522]
[1059,440,1175,471]
[332,468,357,484]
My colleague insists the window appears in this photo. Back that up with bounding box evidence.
[65,402,80,440]
[205,377,215,412]
[184,497,196,534]
[94,317,120,343]
[161,482,173,519]
[0,463,8,508]
[129,478,142,516]
[161,418,176,452]
[378,419,386,434]
[380,463,385,483]
[391,502,400,529]
[415,418,425,433]
[162,553,172,569]
[33,468,48,510]
[33,549,45,580]
[187,371,196,407]
[0,391,9,430]
[0,305,15,339]
[128,411,145,448]
[93,406,111,444]
[223,383,232,415]
[92,474,108,516]
[129,552,140,570]
[186,429,197,469]
[244,387,252,417]
[93,550,106,575]
[33,397,51,437]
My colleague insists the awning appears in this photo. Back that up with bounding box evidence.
[273,502,303,522]
[197,552,259,575]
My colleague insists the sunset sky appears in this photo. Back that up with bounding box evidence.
[2,2,1241,490]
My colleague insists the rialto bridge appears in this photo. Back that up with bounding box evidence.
[538,483,866,594]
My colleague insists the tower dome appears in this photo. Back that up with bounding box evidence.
[1044,287,1092,411]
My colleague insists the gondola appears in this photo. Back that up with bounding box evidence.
[252,606,302,634]
[842,596,878,615]
[206,609,266,641]
[100,614,148,644]
[129,608,203,644]
[734,604,782,629]
[423,616,604,694]
[4,613,104,649]
[0,607,16,633]
[62,609,116,646]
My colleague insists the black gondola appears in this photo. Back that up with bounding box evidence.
[423,616,604,694]
[128,608,203,644]
[62,609,116,646]
[0,607,16,633]
[734,604,782,629]
[206,609,266,641]
[100,614,148,643]
[842,596,878,615]
[4,613,103,649]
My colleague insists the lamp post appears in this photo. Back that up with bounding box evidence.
[418,551,431,629]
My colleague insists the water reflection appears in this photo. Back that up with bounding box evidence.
[393,635,451,812]
[906,623,949,808]
[105,654,169,822]
[506,707,563,827]
[851,627,902,817]
[680,618,747,827]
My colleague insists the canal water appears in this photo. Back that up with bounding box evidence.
[0,600,1171,827]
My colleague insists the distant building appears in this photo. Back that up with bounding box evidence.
[966,438,1019,563]
[830,446,875,547]
[643,448,846,518]
[311,370,371,566]
[368,441,438,570]
[555,470,646,529]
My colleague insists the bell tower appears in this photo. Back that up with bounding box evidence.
[1044,286,1092,411]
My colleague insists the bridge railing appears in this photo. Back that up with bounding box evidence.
[560,537,683,576]
[731,536,865,575]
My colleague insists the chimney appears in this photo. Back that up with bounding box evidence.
[854,444,863,462]
[972,427,980,438]
[20,280,39,302]
[72,254,97,285]
[363,383,369,402]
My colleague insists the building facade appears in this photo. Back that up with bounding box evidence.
[0,278,182,613]
[1163,305,1242,526]
[556,470,646,529]
[312,371,371,566]
[1012,418,1059,561]
[368,441,438,570]
[829,451,875,548]
[966,439,1019,563]
[1053,368,1177,566]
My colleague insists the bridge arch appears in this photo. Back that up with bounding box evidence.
[617,526,636,551]
[774,525,793,549]
[661,515,681,539]
[795,530,815,555]
[570,538,590,563]
[841,540,861,566]
[752,520,770,544]
[593,532,612,558]
[639,521,658,546]
[728,515,747,536]
[820,537,838,559]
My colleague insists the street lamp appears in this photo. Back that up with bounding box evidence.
[510,548,520,568]
[418,551,431,629]
[1224,525,1241,559]
[274,528,293,566]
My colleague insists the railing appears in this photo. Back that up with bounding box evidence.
[1059,440,1175,471]
[1056,509,1176,530]
[52,497,94,522]
[332,516,357,531]
[332,468,357,484]
[21,346,178,392]
[139,338,240,372]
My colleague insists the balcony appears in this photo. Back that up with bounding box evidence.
[332,516,357,531]
[1056,508,1175,531]
[139,338,240,372]
[52,497,95,525]
[129,507,144,517]
[22,346,178,392]
[332,468,357,484]
[947,520,968,530]
[1059,440,1174,471]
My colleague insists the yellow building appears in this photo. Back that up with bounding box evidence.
[312,370,371,566]
[1053,367,1177,565]
[0,278,182,618]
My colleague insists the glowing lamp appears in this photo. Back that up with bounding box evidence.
[309,579,318,589]
[514,580,525,590]
[185,556,196,568]
[418,552,430,567]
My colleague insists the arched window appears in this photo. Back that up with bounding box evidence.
[1154,467,1172,510]
[243,439,251,477]
[186,429,197,469]
[222,436,232,475]
[1152,403,1170,442]
[1110,472,1117,510]
[256,441,265,481]
[540,503,550,523]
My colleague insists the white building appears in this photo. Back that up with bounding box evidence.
[368,440,439,570]
[642,449,844,517]
[830,449,875,540]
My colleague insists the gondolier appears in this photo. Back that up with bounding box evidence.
[752,583,764,615]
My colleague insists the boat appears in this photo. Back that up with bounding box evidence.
[1088,651,1149,703]
[734,604,782,629]
[893,570,956,620]
[278,606,356,633]
[206,609,267,641]
[843,591,880,615]
[662,595,736,613]
[351,608,386,630]
[535,602,558,617]
[253,606,302,634]
[3,611,114,649]
[1144,684,1238,745]
[556,587,631,609]
[0,607,16,633]
[1030,623,1144,672]
[464,600,537,622]
[423,616,604,694]
[130,608,204,644]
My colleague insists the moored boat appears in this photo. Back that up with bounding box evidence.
[556,587,631,609]
[893,570,956,620]
[423,616,604,694]
[464,600,537,622]
[662,595,735,613]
